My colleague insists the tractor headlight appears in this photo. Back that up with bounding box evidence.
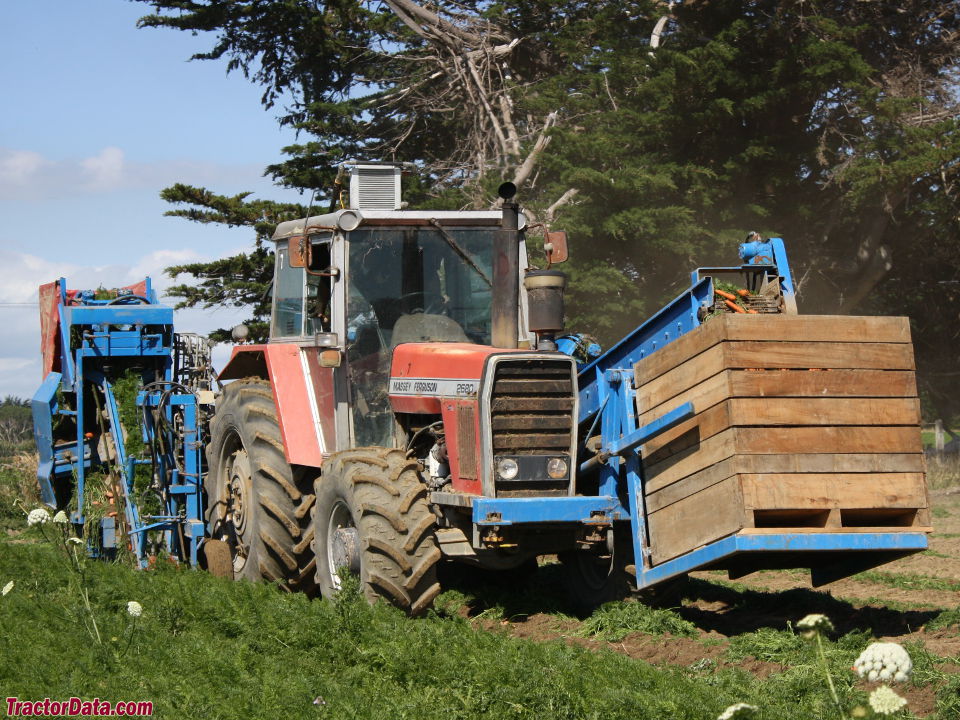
[496,457,519,481]
[546,457,568,479]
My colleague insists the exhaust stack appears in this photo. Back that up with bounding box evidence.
[491,182,520,348]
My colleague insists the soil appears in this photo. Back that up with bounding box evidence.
[447,489,960,718]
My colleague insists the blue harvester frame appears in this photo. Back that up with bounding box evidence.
[31,278,206,567]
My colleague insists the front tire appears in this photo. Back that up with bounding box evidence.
[559,526,634,615]
[205,378,317,593]
[312,447,441,615]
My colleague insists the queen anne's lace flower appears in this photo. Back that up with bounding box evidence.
[1,580,13,596]
[27,508,51,526]
[127,601,143,618]
[53,510,69,524]
[796,613,835,638]
[67,537,83,545]
[854,642,913,683]
[717,703,757,720]
[869,685,908,715]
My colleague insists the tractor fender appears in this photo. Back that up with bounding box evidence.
[219,344,326,467]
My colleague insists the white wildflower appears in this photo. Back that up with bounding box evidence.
[717,703,757,720]
[126,601,143,618]
[796,613,834,638]
[869,685,908,715]
[27,508,51,526]
[67,537,83,545]
[854,642,912,682]
[1,580,13,596]
[53,510,69,524]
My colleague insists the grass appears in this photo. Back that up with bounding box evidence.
[927,455,960,490]
[0,537,848,720]
[853,570,960,594]
[0,451,40,527]
[927,607,960,631]
[576,601,698,641]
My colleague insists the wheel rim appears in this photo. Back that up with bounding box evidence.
[326,500,360,589]
[224,447,253,574]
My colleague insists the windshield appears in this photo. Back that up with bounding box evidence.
[348,225,495,347]
[346,224,496,446]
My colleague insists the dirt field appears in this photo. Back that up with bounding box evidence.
[445,487,960,717]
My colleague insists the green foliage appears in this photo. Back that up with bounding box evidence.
[577,600,698,641]
[0,396,34,457]
[926,607,960,631]
[132,0,960,411]
[0,539,798,719]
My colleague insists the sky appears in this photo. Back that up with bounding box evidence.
[0,0,306,400]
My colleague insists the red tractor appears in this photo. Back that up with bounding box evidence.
[209,164,584,612]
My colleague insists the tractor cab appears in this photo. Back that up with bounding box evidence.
[268,165,533,447]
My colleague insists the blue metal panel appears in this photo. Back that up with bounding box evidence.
[64,305,174,326]
[605,401,694,457]
[635,531,929,588]
[31,372,61,507]
[473,496,626,525]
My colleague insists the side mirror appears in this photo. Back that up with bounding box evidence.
[544,231,568,264]
[288,236,308,268]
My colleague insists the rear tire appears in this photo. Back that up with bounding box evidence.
[205,378,317,593]
[312,447,441,615]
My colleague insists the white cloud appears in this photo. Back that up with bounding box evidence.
[0,150,46,185]
[80,146,125,190]
[0,145,277,203]
[0,248,247,402]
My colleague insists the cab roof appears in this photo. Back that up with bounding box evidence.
[271,209,507,241]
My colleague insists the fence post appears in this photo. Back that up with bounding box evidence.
[935,419,945,454]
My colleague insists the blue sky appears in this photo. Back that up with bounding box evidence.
[0,0,305,399]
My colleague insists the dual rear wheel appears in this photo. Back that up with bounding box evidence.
[205,380,440,614]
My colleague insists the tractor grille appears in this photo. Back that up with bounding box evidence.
[488,358,575,496]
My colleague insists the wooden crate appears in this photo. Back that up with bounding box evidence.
[633,314,929,566]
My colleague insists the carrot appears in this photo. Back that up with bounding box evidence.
[737,288,750,297]
[724,299,746,313]
[746,309,759,314]
[715,288,737,301]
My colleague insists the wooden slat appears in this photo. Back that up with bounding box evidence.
[644,455,927,508]
[638,341,916,414]
[638,369,918,425]
[645,457,737,512]
[736,426,923,455]
[634,314,913,385]
[724,342,916,372]
[643,428,739,490]
[740,473,928,510]
[642,402,733,466]
[641,398,921,467]
[731,453,926,475]
[738,526,933,535]
[647,476,744,565]
[643,427,924,491]
[728,397,921,426]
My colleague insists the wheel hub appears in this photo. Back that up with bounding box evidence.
[224,448,253,573]
[331,527,361,576]
[327,501,360,588]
